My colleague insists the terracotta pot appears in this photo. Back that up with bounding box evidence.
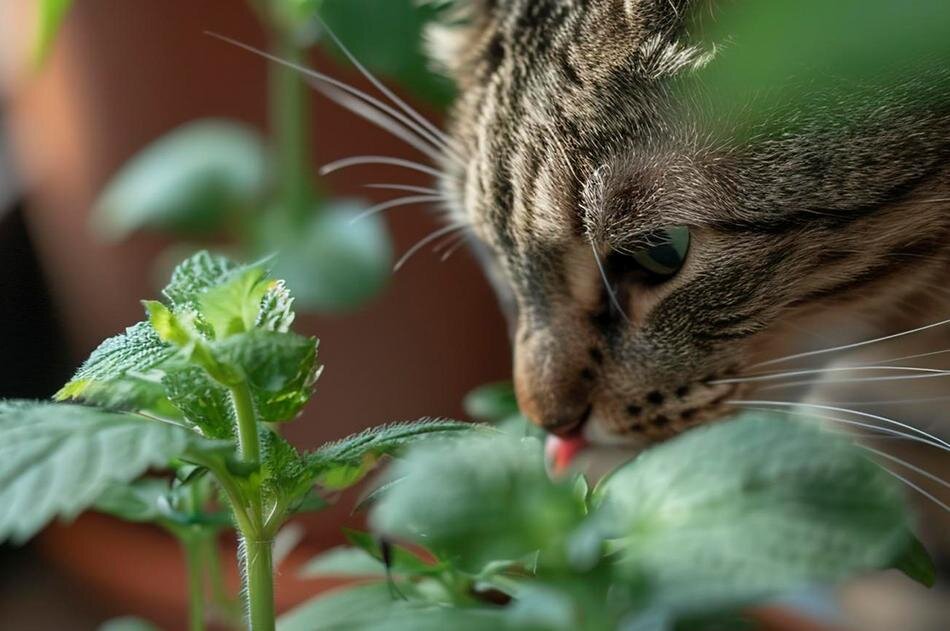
[1,0,509,621]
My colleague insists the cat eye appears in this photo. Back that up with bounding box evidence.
[631,226,691,279]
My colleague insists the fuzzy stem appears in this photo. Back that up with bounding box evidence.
[270,31,314,226]
[229,382,275,631]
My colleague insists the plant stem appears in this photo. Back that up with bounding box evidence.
[182,538,207,631]
[269,30,314,227]
[229,382,276,631]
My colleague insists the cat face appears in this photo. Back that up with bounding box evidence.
[429,0,950,446]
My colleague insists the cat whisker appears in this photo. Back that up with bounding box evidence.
[365,183,443,196]
[394,223,467,272]
[314,82,450,163]
[438,236,469,263]
[737,405,949,452]
[590,242,630,324]
[730,400,950,450]
[316,18,464,163]
[860,445,950,491]
[349,195,445,224]
[205,32,454,164]
[851,348,950,366]
[883,470,950,512]
[321,156,445,179]
[754,372,950,391]
[820,394,950,407]
[750,317,950,369]
[715,366,950,384]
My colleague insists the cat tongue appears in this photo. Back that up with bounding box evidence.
[545,433,589,474]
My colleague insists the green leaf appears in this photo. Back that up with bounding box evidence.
[162,367,234,439]
[145,301,192,347]
[299,545,390,578]
[98,617,162,631]
[260,431,316,517]
[55,321,174,408]
[258,201,392,313]
[690,0,950,137]
[319,0,455,107]
[94,478,171,524]
[162,250,237,311]
[256,279,297,333]
[199,265,271,339]
[892,535,936,588]
[33,0,73,66]
[593,414,911,613]
[0,402,200,544]
[370,433,586,572]
[343,528,442,575]
[307,419,477,490]
[213,330,320,422]
[92,119,266,241]
[464,381,520,423]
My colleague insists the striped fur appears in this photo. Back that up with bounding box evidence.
[427,0,950,445]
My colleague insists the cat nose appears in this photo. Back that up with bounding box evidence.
[514,335,594,436]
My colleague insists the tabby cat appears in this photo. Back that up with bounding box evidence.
[417,0,950,448]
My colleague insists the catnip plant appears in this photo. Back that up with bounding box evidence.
[0,251,472,631]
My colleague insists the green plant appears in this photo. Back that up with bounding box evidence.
[34,0,450,313]
[0,251,474,630]
[285,389,936,631]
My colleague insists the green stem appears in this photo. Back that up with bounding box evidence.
[183,537,207,631]
[229,382,276,631]
[269,30,314,227]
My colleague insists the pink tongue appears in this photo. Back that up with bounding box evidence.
[545,433,589,474]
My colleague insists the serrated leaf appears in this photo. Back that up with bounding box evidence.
[162,367,233,439]
[261,431,315,516]
[307,419,477,490]
[92,119,266,241]
[55,321,174,408]
[256,280,296,333]
[213,330,320,423]
[593,415,911,613]
[0,402,200,544]
[199,266,271,339]
[162,251,238,311]
[369,433,585,572]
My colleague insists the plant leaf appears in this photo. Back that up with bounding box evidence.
[199,265,271,339]
[464,381,520,423]
[55,321,174,409]
[592,415,912,613]
[892,535,936,588]
[213,330,320,422]
[162,250,238,311]
[98,617,162,631]
[299,545,390,578]
[94,478,171,524]
[162,367,234,439]
[92,119,266,241]
[369,433,585,572]
[0,401,200,544]
[307,419,478,490]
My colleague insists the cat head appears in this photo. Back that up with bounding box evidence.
[426,0,950,446]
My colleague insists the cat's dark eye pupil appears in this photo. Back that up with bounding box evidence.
[611,227,691,283]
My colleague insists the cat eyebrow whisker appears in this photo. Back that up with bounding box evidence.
[394,223,467,272]
[314,82,452,163]
[749,318,950,369]
[736,405,949,452]
[590,241,631,324]
[714,365,950,384]
[316,17,464,163]
[365,184,443,196]
[730,400,950,450]
[349,195,446,225]
[205,32,457,164]
[321,155,446,179]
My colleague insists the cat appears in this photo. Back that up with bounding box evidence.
[415,0,950,449]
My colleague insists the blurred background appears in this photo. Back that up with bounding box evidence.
[0,1,509,627]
